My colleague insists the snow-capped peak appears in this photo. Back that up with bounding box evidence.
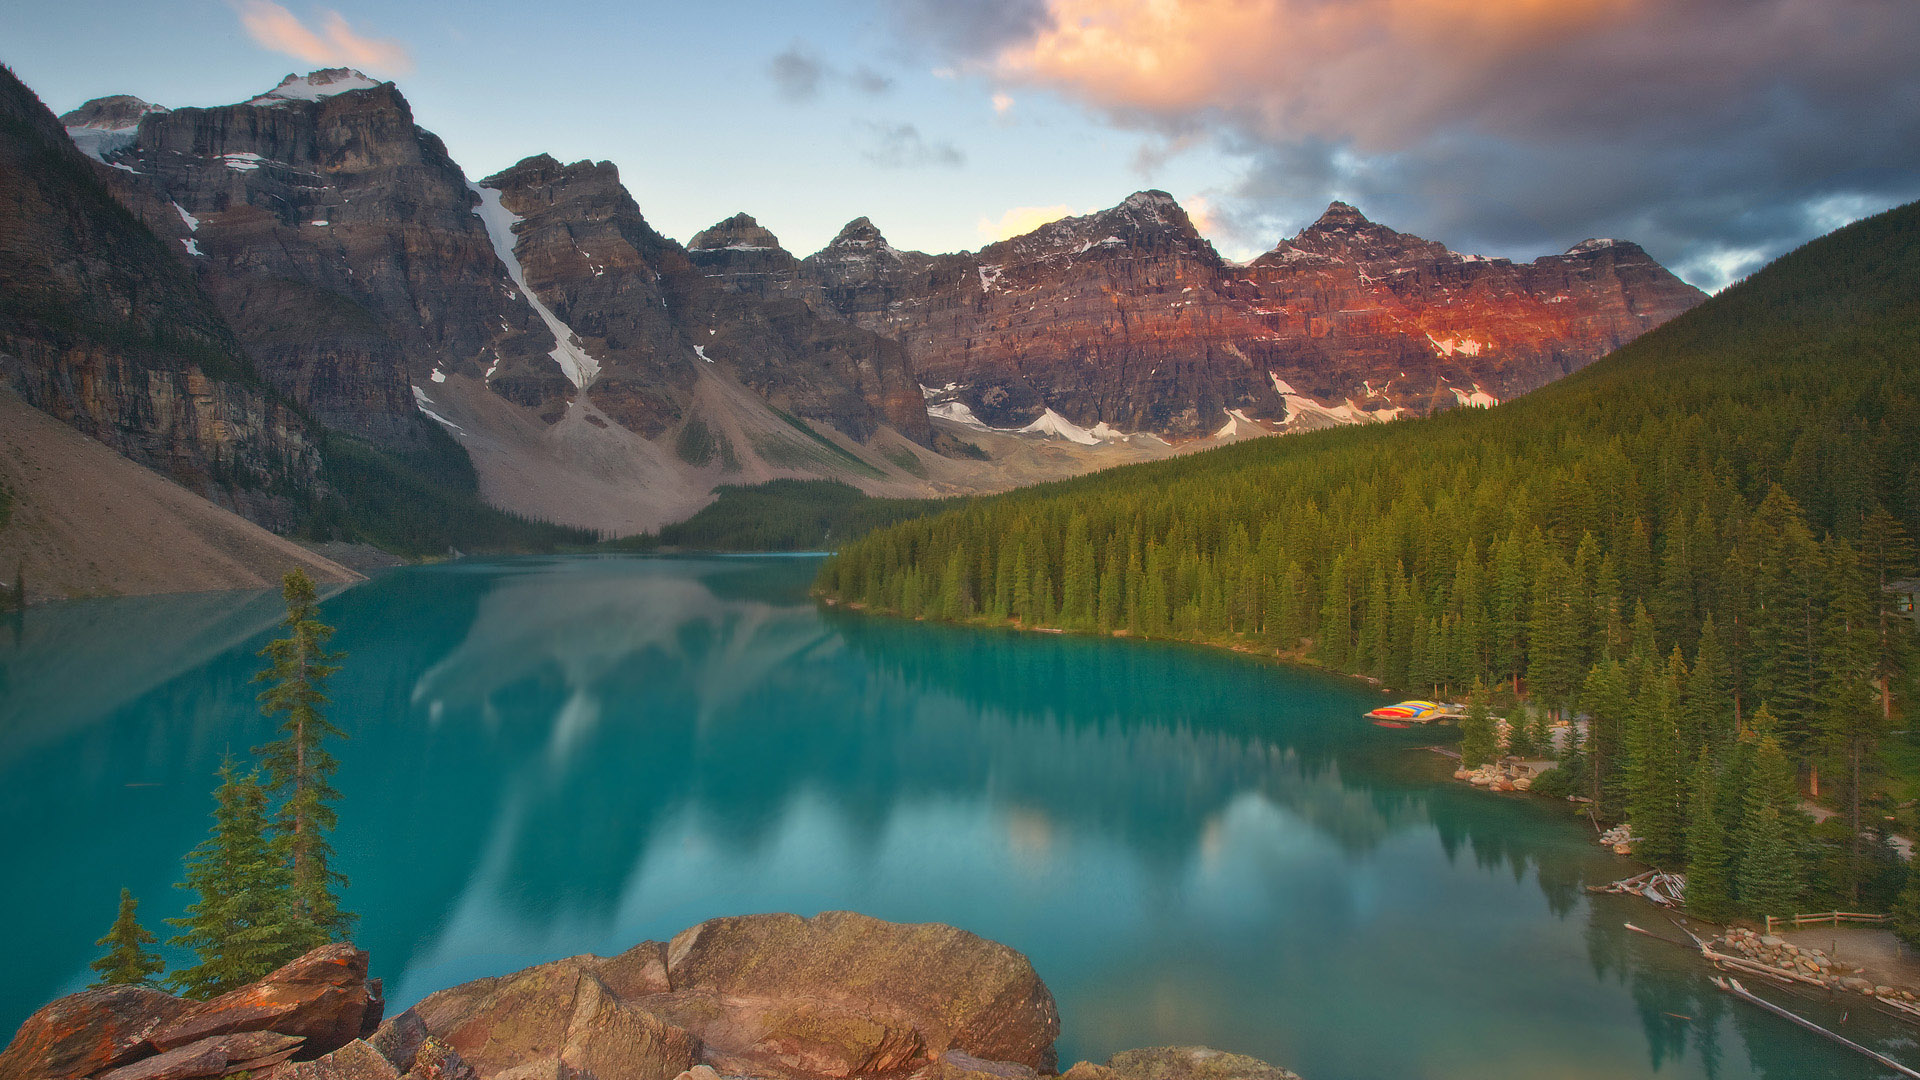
[1566,238,1622,255]
[60,96,169,162]
[247,69,383,107]
[1122,190,1178,211]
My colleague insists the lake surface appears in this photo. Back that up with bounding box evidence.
[1,555,1911,1078]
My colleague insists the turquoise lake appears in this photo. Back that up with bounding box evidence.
[1,555,1912,1078]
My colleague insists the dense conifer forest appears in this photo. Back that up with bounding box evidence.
[819,201,1920,919]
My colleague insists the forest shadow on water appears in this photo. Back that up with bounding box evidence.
[1,555,1910,1079]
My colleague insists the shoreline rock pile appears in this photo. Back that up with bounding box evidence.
[2,914,1305,1080]
[1453,761,1535,792]
[1596,824,1637,855]
[1710,928,1920,1010]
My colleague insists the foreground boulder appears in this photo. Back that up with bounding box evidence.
[663,912,1059,1075]
[7,920,1302,1080]
[414,954,695,1080]
[0,987,190,1080]
[0,944,389,1080]
[149,944,383,1056]
[417,912,1060,1080]
[1103,1048,1302,1080]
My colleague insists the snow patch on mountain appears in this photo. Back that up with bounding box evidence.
[1019,408,1103,445]
[1426,333,1484,357]
[1450,385,1499,408]
[248,69,382,107]
[471,183,601,388]
[928,399,990,428]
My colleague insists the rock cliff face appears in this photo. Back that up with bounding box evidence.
[796,193,1706,438]
[0,66,317,528]
[66,70,551,446]
[51,70,941,536]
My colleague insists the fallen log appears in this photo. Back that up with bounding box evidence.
[1712,977,1920,1078]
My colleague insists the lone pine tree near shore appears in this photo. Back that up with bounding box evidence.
[90,888,163,988]
[159,571,356,997]
[167,758,304,998]
[253,568,353,941]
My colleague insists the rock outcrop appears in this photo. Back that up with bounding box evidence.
[66,70,550,447]
[0,66,318,529]
[0,944,394,1080]
[4,920,1301,1080]
[417,912,1058,1080]
[794,193,1705,439]
[1103,1048,1301,1080]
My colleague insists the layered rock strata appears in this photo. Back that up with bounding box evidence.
[1,67,317,527]
[793,194,1706,438]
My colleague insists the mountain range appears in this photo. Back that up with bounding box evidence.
[7,65,1705,548]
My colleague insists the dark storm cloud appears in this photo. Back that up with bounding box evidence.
[883,0,1920,289]
[861,122,965,169]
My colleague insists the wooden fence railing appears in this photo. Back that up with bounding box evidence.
[1764,911,1891,934]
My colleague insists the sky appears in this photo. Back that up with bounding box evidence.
[4,0,1917,291]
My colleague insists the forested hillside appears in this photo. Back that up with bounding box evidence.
[820,201,1920,916]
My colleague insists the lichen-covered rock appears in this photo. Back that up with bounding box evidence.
[150,944,379,1057]
[96,1031,303,1080]
[277,1039,401,1080]
[664,912,1059,1073]
[1106,1047,1302,1080]
[414,957,696,1080]
[0,986,190,1080]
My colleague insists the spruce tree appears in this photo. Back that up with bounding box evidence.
[90,888,164,987]
[1734,723,1805,918]
[1459,678,1498,768]
[1684,751,1734,922]
[253,569,353,944]
[168,758,304,999]
[1893,873,1920,948]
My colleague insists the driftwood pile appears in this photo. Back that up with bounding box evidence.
[1588,869,1685,906]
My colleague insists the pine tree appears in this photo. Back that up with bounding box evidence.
[1893,872,1920,948]
[1817,537,1887,901]
[1459,678,1498,768]
[90,888,164,987]
[253,569,353,943]
[1734,723,1805,917]
[168,758,304,999]
[1684,751,1734,922]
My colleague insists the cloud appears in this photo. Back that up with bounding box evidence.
[770,48,826,101]
[234,1,412,74]
[890,0,1920,290]
[863,123,965,168]
[771,45,897,102]
[992,92,1014,116]
[976,204,1083,241]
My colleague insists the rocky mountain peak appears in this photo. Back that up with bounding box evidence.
[1275,199,1454,266]
[1309,200,1370,230]
[983,188,1214,265]
[689,212,785,253]
[59,94,167,130]
[813,216,909,263]
[246,68,384,107]
[1562,237,1646,258]
[59,94,171,161]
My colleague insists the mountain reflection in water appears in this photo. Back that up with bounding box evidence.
[0,556,1898,1080]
